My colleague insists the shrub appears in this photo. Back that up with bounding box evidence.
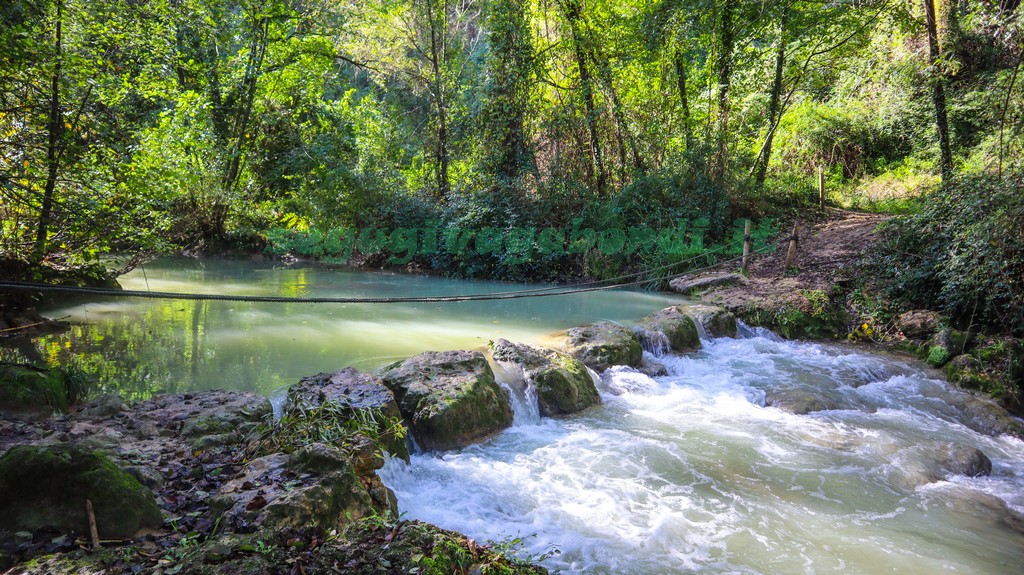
[874,171,1024,335]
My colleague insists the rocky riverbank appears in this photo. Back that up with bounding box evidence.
[4,292,1024,573]
[0,364,550,574]
[669,209,1024,415]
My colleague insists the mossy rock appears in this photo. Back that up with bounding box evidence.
[922,329,972,368]
[382,351,513,451]
[135,391,272,451]
[0,364,85,414]
[738,304,845,340]
[284,368,409,461]
[637,308,700,353]
[316,518,549,575]
[680,304,738,339]
[492,339,601,416]
[208,443,395,534]
[14,547,130,575]
[0,444,163,539]
[563,321,643,370]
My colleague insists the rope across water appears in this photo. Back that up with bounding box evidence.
[0,243,773,304]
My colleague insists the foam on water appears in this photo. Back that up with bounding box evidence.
[381,329,1024,574]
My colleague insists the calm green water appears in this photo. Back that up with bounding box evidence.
[17,258,682,401]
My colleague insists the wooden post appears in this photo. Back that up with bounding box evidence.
[784,223,799,271]
[818,166,825,209]
[741,219,752,274]
[86,498,100,550]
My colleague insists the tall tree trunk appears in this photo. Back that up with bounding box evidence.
[924,0,953,181]
[674,49,693,151]
[753,16,787,188]
[710,0,737,183]
[223,16,269,195]
[590,42,644,174]
[426,0,450,198]
[561,0,605,193]
[33,0,63,263]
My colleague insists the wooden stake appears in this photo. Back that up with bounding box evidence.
[741,220,752,274]
[818,166,825,209]
[784,223,799,271]
[86,498,100,550]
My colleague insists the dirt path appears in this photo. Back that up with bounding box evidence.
[679,209,888,329]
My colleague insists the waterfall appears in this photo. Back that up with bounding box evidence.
[491,360,541,426]
[633,326,671,356]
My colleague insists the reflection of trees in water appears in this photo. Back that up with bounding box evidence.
[1,299,276,402]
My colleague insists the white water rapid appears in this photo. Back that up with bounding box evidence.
[380,325,1024,574]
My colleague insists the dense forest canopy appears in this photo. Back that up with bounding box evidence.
[1,0,1022,285]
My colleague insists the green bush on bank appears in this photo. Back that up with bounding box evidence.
[874,172,1024,336]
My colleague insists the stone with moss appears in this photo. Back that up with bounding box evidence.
[131,391,271,451]
[0,444,163,539]
[563,321,644,370]
[382,351,513,451]
[680,304,738,338]
[924,329,972,368]
[207,442,395,534]
[0,364,86,414]
[13,547,131,575]
[637,308,701,353]
[738,302,846,340]
[316,518,549,575]
[950,392,1024,439]
[492,339,601,417]
[284,368,409,461]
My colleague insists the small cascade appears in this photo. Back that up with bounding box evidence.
[736,320,784,341]
[633,326,671,356]
[491,360,541,425]
[692,318,710,341]
[269,389,288,420]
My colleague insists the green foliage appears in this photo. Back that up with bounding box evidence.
[249,402,407,459]
[927,345,951,368]
[774,100,913,180]
[0,362,92,413]
[0,0,1020,287]
[874,172,1024,335]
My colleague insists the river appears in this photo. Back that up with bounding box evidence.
[14,258,1024,573]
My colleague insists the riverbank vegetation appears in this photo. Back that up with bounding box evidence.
[0,0,1018,272]
[1,4,1022,389]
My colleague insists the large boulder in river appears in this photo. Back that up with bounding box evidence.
[764,388,840,414]
[637,308,700,353]
[947,392,1024,439]
[491,339,601,416]
[563,321,643,370]
[285,368,409,461]
[887,441,992,491]
[682,304,738,338]
[382,351,512,451]
[207,442,395,534]
[0,443,164,538]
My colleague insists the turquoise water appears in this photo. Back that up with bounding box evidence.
[23,258,682,400]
